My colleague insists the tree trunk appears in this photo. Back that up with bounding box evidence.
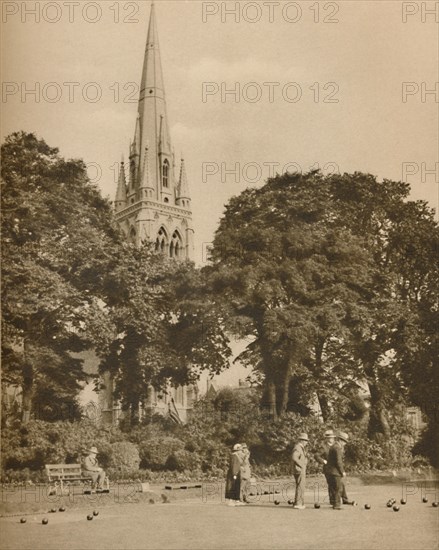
[266,381,277,421]
[129,400,140,426]
[21,340,33,424]
[278,364,292,416]
[367,381,391,439]
[21,365,34,424]
[314,338,331,421]
[317,393,331,422]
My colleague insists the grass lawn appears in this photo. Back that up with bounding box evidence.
[1,482,437,550]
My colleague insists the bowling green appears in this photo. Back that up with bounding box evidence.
[1,482,438,549]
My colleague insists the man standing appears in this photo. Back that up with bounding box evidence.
[316,430,356,506]
[292,433,309,509]
[83,446,106,491]
[326,431,349,510]
[239,443,252,503]
[225,444,243,506]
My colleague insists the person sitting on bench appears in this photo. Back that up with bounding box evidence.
[83,446,106,491]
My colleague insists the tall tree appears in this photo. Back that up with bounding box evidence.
[206,170,437,437]
[206,171,376,419]
[329,173,438,437]
[99,245,231,425]
[1,132,119,422]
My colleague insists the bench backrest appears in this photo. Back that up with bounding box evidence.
[45,464,82,481]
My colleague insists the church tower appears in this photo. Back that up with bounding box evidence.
[114,1,194,258]
[103,2,197,425]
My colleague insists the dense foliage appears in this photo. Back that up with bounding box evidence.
[1,389,424,483]
[1,132,120,422]
[1,132,230,427]
[206,171,438,458]
[1,133,437,479]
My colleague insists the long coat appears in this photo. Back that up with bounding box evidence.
[225,452,241,500]
[326,442,345,477]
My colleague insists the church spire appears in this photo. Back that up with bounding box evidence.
[135,0,173,199]
[115,157,127,211]
[176,157,190,208]
[113,1,193,259]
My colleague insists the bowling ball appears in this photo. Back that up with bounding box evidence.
[387,502,393,507]
[93,510,99,516]
[49,508,56,513]
[314,503,321,509]
[400,499,406,505]
[20,518,26,523]
[423,497,428,503]
[274,500,280,505]
[42,518,48,525]
[87,515,93,521]
[288,500,294,505]
[364,504,371,510]
[393,505,400,512]
[59,507,66,512]
[432,502,438,507]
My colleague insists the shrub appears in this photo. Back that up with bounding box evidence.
[138,436,185,470]
[165,449,201,472]
[109,441,140,471]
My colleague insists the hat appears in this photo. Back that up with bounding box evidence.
[233,444,242,451]
[298,433,309,441]
[337,432,349,443]
[87,446,98,454]
[324,430,335,438]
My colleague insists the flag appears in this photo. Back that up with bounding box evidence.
[168,398,182,424]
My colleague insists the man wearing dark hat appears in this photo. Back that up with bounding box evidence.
[292,433,309,509]
[326,431,349,510]
[316,430,356,506]
[83,446,106,491]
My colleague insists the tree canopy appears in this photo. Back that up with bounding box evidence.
[1,132,231,426]
[1,132,120,422]
[206,170,438,447]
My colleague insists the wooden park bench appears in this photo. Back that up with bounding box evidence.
[45,463,109,496]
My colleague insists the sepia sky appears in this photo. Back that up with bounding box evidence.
[2,0,438,267]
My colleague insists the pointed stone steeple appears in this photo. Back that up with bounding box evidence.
[114,1,193,259]
[115,158,127,211]
[107,1,195,430]
[135,0,173,201]
[176,157,190,208]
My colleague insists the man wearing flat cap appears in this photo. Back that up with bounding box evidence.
[83,446,106,491]
[292,433,309,509]
[326,431,349,510]
[316,430,356,506]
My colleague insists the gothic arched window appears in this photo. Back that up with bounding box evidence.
[170,230,183,258]
[162,159,169,188]
[155,227,168,254]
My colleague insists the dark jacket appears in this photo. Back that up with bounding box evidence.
[225,452,242,500]
[315,443,331,475]
[326,441,345,477]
